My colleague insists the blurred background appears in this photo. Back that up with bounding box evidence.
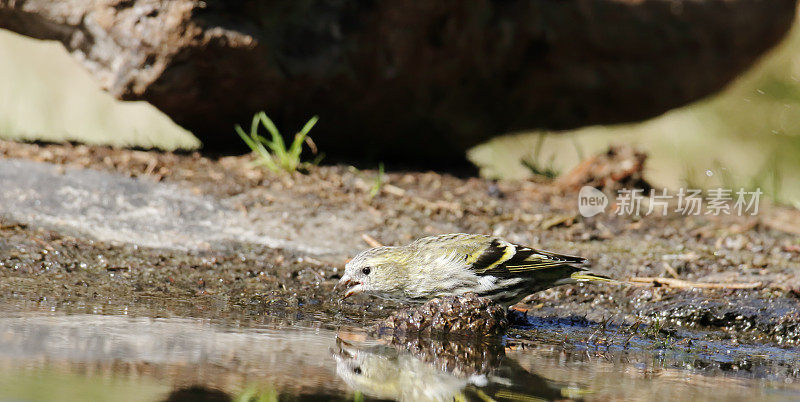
[469,19,800,206]
[1,3,800,400]
[0,1,798,205]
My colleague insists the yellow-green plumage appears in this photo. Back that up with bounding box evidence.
[337,233,612,305]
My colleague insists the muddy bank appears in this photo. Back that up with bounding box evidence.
[0,140,799,348]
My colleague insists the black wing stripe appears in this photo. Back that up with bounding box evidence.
[531,249,587,264]
[499,247,536,266]
[471,239,510,270]
[469,238,588,278]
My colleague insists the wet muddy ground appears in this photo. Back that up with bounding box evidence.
[1,140,800,399]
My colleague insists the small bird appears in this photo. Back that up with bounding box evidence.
[335,233,612,305]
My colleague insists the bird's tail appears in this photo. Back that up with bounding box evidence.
[570,272,616,283]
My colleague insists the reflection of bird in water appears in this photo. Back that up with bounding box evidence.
[333,336,581,401]
[334,337,483,401]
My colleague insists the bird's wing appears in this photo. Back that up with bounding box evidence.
[465,238,587,277]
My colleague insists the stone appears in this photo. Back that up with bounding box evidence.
[0,0,795,163]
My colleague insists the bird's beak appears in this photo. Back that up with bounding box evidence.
[335,276,363,299]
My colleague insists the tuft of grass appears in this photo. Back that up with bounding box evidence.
[235,111,321,173]
[520,133,560,179]
[681,164,701,189]
[712,160,736,191]
[369,163,385,199]
[644,319,663,338]
[748,151,783,203]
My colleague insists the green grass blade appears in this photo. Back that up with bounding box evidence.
[289,116,319,160]
[248,113,281,171]
[369,162,385,199]
[289,133,304,162]
[299,115,319,136]
[236,124,270,163]
[235,124,258,151]
[258,112,287,159]
[255,132,283,154]
[250,114,260,138]
[235,123,278,172]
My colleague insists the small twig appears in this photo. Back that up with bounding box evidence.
[587,324,603,345]
[662,262,680,279]
[588,315,612,346]
[299,256,324,266]
[628,277,761,289]
[30,236,55,252]
[143,157,158,176]
[382,184,406,196]
[361,233,384,248]
[623,319,641,348]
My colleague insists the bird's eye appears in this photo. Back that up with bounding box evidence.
[362,267,371,275]
[353,367,362,374]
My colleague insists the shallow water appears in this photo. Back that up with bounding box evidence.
[1,305,800,402]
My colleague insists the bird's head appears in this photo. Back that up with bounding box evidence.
[335,247,407,299]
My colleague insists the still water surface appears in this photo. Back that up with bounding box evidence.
[1,307,799,401]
